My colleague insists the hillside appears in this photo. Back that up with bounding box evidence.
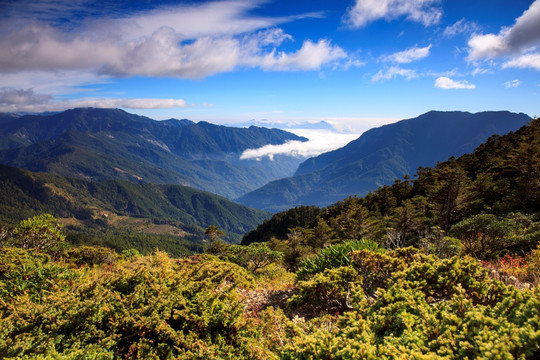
[238,111,531,211]
[0,164,270,248]
[242,117,540,255]
[0,108,307,198]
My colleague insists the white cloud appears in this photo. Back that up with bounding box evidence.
[240,129,359,160]
[252,39,347,71]
[343,0,442,28]
[0,88,188,113]
[443,19,479,38]
[502,53,540,71]
[467,34,509,60]
[467,0,540,60]
[381,44,431,63]
[434,77,475,90]
[372,66,418,82]
[0,1,346,80]
[112,1,285,40]
[504,79,521,88]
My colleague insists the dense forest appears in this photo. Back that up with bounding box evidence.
[1,119,539,358]
[0,164,269,250]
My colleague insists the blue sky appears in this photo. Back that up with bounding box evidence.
[0,0,539,133]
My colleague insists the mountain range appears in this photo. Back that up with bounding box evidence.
[0,108,533,217]
[237,111,531,212]
[0,108,306,198]
[231,119,336,131]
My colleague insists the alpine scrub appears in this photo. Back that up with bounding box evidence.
[1,240,539,358]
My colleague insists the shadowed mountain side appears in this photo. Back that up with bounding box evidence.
[0,108,307,198]
[0,164,269,242]
[238,111,531,212]
[0,130,302,199]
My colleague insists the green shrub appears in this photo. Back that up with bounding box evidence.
[120,248,141,260]
[281,252,540,360]
[0,248,78,303]
[297,239,381,280]
[64,246,118,266]
[0,251,266,359]
[451,214,516,258]
[349,247,423,298]
[289,266,361,316]
[5,214,67,252]
[226,243,283,272]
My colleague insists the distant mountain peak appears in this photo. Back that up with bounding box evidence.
[229,119,336,131]
[238,110,531,212]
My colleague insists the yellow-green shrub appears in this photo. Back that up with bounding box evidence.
[0,250,266,359]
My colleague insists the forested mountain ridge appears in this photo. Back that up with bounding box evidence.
[242,117,540,259]
[0,108,307,198]
[238,111,531,211]
[0,164,269,246]
[0,108,304,156]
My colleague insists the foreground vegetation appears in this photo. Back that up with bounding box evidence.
[1,213,539,359]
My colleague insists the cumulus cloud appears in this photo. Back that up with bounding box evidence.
[467,0,540,61]
[252,39,347,71]
[0,88,188,112]
[502,53,540,71]
[381,45,431,63]
[434,77,475,90]
[240,129,359,160]
[372,66,418,82]
[343,0,442,28]
[0,1,345,79]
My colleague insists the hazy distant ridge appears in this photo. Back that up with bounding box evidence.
[238,111,531,212]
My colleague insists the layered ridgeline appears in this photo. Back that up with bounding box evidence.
[242,116,540,254]
[0,108,307,198]
[0,164,269,253]
[238,111,530,212]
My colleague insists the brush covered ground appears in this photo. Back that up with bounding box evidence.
[1,119,540,358]
[0,231,539,359]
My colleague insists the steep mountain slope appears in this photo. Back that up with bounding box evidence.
[0,164,269,242]
[0,108,307,198]
[238,111,531,211]
[242,117,540,250]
